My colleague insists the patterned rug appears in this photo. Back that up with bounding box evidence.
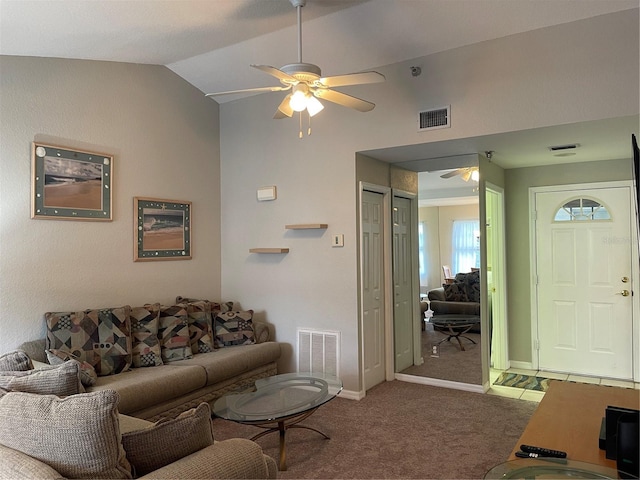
[493,372,552,391]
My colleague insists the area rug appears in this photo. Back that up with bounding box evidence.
[493,372,552,391]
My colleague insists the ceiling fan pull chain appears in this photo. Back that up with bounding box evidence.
[299,112,303,139]
[308,112,312,136]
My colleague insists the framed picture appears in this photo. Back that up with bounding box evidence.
[134,197,192,261]
[31,143,113,220]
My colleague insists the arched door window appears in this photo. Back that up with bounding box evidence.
[553,197,611,222]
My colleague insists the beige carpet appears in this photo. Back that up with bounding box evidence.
[400,323,482,385]
[212,379,538,479]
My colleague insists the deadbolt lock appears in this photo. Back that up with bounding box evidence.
[621,276,629,283]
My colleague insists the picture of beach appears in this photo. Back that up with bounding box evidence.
[142,207,185,251]
[43,157,103,209]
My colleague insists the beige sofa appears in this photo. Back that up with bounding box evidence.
[0,392,277,479]
[19,319,282,421]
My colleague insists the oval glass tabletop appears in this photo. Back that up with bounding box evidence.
[213,372,343,423]
[484,458,620,479]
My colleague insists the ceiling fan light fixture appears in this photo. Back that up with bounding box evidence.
[306,95,324,117]
[289,84,309,112]
[471,169,480,182]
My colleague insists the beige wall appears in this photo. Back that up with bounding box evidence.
[217,10,637,393]
[505,158,634,363]
[0,56,221,353]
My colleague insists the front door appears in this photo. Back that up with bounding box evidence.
[393,196,413,372]
[535,185,634,379]
[362,190,386,389]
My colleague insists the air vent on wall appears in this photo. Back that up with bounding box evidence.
[297,329,340,377]
[418,106,450,131]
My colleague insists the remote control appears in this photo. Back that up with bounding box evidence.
[520,444,567,458]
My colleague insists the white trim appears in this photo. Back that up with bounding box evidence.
[529,180,639,381]
[509,360,535,371]
[396,373,485,394]
[486,183,509,371]
[337,389,365,401]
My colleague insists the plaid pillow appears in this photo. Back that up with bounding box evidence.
[130,304,163,367]
[45,306,132,376]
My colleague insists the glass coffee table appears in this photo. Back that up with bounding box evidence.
[212,372,343,471]
[430,314,481,351]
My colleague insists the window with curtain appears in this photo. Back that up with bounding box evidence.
[418,221,428,286]
[451,220,480,274]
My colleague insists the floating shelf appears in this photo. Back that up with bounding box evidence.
[285,224,328,230]
[249,248,289,254]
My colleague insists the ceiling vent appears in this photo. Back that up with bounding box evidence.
[418,106,450,131]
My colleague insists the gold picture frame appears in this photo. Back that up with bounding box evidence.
[31,142,113,220]
[134,197,192,261]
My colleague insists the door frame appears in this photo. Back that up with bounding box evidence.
[486,183,509,371]
[529,180,640,381]
[392,189,422,368]
[359,182,395,394]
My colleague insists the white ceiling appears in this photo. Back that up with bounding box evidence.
[1,0,638,173]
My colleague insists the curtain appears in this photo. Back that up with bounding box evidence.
[452,220,480,274]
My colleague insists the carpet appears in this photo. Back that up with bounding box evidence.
[493,372,552,391]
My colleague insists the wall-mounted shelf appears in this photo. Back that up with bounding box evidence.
[285,224,328,230]
[249,248,290,254]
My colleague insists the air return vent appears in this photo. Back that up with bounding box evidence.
[418,106,450,131]
[297,329,340,377]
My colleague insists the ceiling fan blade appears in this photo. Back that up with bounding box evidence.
[205,85,290,97]
[440,169,463,179]
[273,94,293,119]
[313,88,375,112]
[251,64,298,84]
[317,71,385,88]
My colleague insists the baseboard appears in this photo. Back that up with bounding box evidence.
[395,373,485,394]
[509,360,534,370]
[338,389,365,400]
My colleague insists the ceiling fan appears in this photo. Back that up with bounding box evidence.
[205,0,385,137]
[440,167,480,182]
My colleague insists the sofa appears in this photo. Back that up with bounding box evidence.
[425,271,481,333]
[17,297,283,421]
[0,385,277,479]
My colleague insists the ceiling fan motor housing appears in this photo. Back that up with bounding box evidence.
[281,63,321,83]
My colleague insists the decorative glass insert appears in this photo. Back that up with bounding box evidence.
[554,198,611,221]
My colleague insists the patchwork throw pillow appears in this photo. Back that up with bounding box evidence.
[158,304,193,363]
[214,310,256,347]
[45,306,133,376]
[0,361,83,396]
[130,304,163,368]
[46,349,98,387]
[186,300,215,354]
[0,390,132,479]
[0,350,33,371]
[443,283,468,302]
[121,402,213,477]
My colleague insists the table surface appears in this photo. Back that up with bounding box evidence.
[509,380,640,468]
[212,372,343,423]
[430,314,480,326]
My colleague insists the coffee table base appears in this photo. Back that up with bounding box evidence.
[434,324,477,351]
[247,408,330,471]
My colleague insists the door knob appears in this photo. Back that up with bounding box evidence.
[616,290,630,297]
[621,276,629,283]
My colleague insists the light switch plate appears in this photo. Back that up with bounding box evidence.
[332,234,344,247]
[257,186,276,201]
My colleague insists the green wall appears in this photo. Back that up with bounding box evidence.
[505,158,634,362]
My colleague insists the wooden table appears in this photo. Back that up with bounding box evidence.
[510,381,640,469]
